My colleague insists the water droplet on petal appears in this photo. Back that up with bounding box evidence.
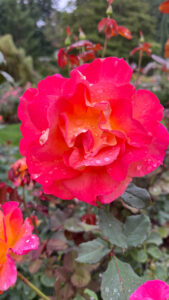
[39,128,49,146]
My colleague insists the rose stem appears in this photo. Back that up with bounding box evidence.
[18,272,50,300]
[102,37,108,58]
[135,50,143,88]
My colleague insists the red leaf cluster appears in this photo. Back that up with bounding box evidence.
[98,18,132,40]
[57,40,102,69]
[130,42,152,56]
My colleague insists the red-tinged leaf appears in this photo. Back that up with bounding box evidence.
[130,46,141,56]
[50,209,66,231]
[35,205,49,216]
[117,26,132,40]
[130,43,152,56]
[28,259,42,274]
[98,18,118,39]
[63,250,77,272]
[55,266,75,300]
[67,40,93,52]
[80,51,96,62]
[98,18,108,32]
[66,26,73,36]
[31,242,46,260]
[8,187,22,203]
[57,48,68,68]
[47,239,67,255]
[55,276,74,300]
[69,54,80,68]
[86,43,102,52]
[159,0,169,13]
[141,42,152,55]
[0,182,7,204]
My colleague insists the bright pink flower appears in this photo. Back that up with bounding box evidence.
[18,57,169,205]
[129,280,169,300]
[0,202,39,291]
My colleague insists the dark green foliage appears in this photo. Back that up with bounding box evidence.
[0,0,54,58]
[62,0,156,58]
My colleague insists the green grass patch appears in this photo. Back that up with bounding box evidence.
[0,123,22,147]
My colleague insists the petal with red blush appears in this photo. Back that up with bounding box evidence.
[12,234,39,255]
[63,167,127,205]
[132,90,164,131]
[128,123,169,177]
[4,207,23,248]
[98,176,131,204]
[0,255,17,291]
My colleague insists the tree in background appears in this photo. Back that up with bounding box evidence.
[0,34,39,84]
[0,0,54,58]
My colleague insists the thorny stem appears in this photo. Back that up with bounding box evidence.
[18,272,50,300]
[22,186,39,237]
[135,50,143,88]
[102,37,108,58]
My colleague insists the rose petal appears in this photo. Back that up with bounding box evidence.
[129,280,169,300]
[0,255,17,291]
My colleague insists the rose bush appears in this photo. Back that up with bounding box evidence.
[18,57,169,205]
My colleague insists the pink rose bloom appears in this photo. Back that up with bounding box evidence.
[0,202,39,291]
[18,57,169,205]
[129,280,169,300]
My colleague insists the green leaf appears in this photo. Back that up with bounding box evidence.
[101,257,145,300]
[124,214,150,247]
[131,249,148,263]
[158,227,168,238]
[76,238,110,264]
[71,265,91,288]
[99,209,127,248]
[84,288,98,300]
[154,265,168,281]
[64,217,84,232]
[72,295,85,300]
[147,246,163,260]
[146,232,162,246]
[121,183,151,209]
[40,274,55,287]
